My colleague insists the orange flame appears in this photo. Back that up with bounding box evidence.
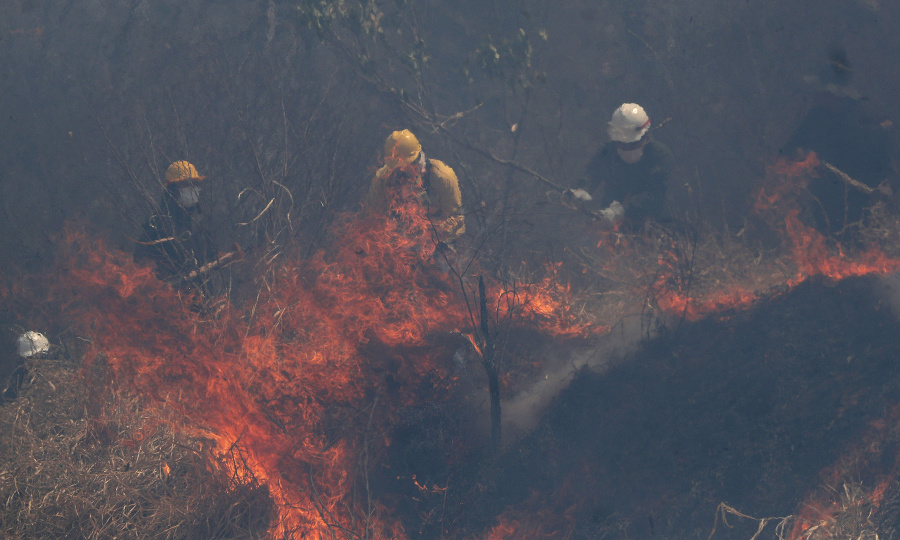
[656,152,900,321]
[656,285,762,321]
[482,473,588,540]
[763,153,900,284]
[9,186,597,538]
[787,399,900,539]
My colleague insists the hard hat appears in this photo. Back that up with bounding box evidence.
[607,103,650,143]
[383,130,422,165]
[165,161,205,185]
[16,331,49,358]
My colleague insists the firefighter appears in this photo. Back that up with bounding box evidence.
[784,45,896,242]
[363,129,466,245]
[134,161,218,289]
[570,103,673,231]
[2,331,50,401]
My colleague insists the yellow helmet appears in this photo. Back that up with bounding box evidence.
[164,160,205,185]
[383,129,421,165]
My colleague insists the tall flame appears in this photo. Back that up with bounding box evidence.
[10,150,900,538]
[11,185,596,537]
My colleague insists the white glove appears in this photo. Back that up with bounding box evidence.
[599,200,625,225]
[565,188,593,202]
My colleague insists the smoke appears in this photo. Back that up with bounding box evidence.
[875,272,900,320]
[502,270,900,441]
[501,314,652,439]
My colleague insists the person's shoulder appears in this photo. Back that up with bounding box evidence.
[428,159,459,184]
[644,140,674,167]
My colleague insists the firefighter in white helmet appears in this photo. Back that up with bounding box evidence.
[2,331,50,401]
[570,103,673,231]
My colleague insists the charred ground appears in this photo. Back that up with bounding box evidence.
[378,275,900,538]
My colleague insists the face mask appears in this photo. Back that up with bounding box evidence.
[416,151,427,174]
[178,185,201,209]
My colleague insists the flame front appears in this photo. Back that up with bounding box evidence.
[9,151,900,537]
[16,188,594,538]
[653,152,900,321]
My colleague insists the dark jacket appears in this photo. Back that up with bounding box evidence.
[579,139,672,229]
[786,94,895,237]
[134,186,217,281]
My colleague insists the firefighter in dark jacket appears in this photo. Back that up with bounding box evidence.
[363,129,466,244]
[572,103,673,231]
[134,161,217,287]
[784,46,896,242]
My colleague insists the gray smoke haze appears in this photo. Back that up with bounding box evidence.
[500,313,658,440]
[876,273,900,319]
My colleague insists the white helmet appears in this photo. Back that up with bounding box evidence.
[16,331,49,358]
[608,103,650,143]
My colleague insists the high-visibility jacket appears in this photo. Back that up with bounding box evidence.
[364,158,466,242]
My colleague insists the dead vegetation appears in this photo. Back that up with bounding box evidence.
[709,480,900,540]
[790,481,900,540]
[0,349,273,539]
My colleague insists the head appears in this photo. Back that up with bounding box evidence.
[164,161,205,209]
[608,103,651,163]
[383,129,422,167]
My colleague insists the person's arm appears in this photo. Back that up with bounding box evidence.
[362,175,387,214]
[426,160,466,241]
[426,160,462,216]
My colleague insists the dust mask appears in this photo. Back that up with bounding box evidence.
[178,185,201,209]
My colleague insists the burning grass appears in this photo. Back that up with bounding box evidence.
[787,481,900,540]
[565,152,900,327]
[3,153,900,539]
[569,222,796,325]
[0,188,597,538]
[708,480,900,540]
[0,350,273,539]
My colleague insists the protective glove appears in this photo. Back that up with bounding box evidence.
[563,188,593,202]
[598,200,625,226]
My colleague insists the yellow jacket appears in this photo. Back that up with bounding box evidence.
[364,158,465,242]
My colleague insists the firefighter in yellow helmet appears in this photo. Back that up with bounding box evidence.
[134,161,218,289]
[364,129,466,243]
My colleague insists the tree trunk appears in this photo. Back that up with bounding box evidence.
[478,276,501,449]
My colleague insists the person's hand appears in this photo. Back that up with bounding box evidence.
[563,188,593,202]
[597,200,625,226]
[560,188,593,211]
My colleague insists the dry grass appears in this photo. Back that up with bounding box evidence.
[0,350,273,539]
[709,481,900,540]
[560,220,796,332]
[791,482,900,540]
